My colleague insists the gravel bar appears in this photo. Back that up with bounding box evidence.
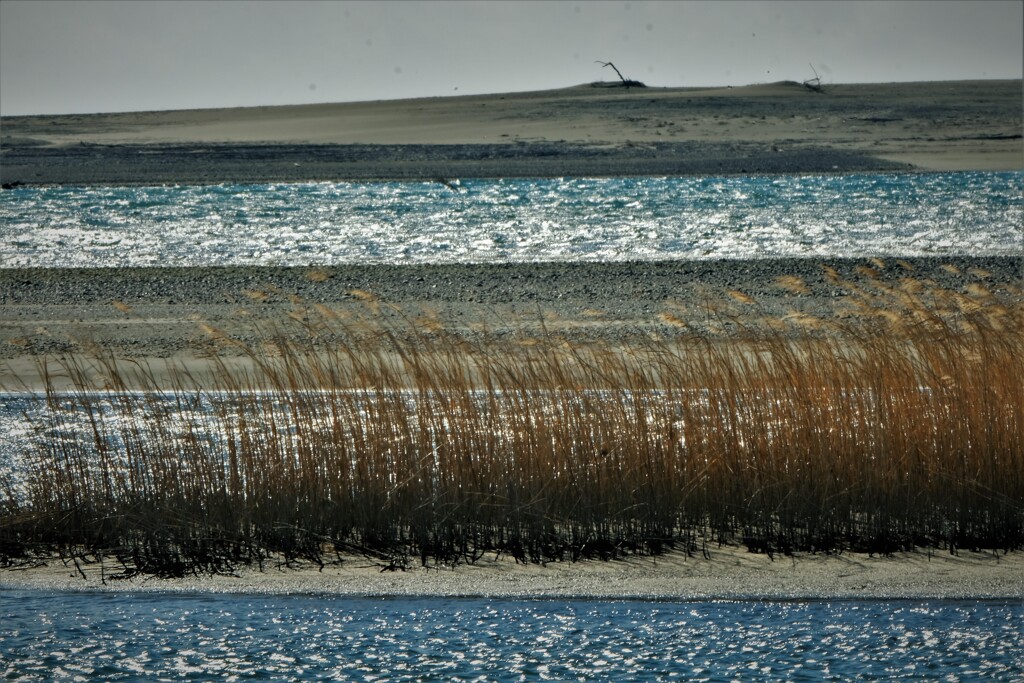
[0,141,912,186]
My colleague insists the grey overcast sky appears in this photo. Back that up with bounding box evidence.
[1,0,1021,116]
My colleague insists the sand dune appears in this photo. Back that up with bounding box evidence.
[2,80,1021,183]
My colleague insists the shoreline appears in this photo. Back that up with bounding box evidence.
[4,547,1023,600]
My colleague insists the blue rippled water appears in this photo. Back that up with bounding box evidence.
[2,172,1021,267]
[2,591,1022,681]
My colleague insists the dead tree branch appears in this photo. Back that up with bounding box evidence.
[594,61,647,89]
[803,63,825,93]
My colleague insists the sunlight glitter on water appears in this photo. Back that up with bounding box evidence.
[2,592,1022,681]
[2,173,1021,268]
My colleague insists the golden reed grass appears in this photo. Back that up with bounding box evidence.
[1,275,1021,575]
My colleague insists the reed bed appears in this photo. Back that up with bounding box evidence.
[1,273,1022,575]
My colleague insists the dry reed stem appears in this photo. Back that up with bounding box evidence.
[775,275,810,295]
[727,290,756,305]
[306,268,333,283]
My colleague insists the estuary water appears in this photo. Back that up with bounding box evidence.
[2,172,1022,268]
[3,591,1023,681]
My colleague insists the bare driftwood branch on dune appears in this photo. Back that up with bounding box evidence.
[594,60,647,89]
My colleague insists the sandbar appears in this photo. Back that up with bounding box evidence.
[3,256,1021,392]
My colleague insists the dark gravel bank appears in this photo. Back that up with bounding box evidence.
[3,257,1020,309]
[3,256,1020,356]
[0,141,912,186]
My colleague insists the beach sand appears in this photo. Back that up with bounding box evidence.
[1,81,1022,596]
[4,546,1023,600]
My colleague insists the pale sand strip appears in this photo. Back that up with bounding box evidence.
[3,547,1022,599]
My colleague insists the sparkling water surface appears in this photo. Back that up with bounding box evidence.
[2,591,1022,681]
[2,173,1021,268]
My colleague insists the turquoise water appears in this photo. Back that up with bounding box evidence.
[2,591,1022,681]
[2,172,1021,267]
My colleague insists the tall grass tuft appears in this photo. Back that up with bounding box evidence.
[1,276,1021,575]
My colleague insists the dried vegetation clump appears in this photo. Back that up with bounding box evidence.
[1,270,1021,576]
